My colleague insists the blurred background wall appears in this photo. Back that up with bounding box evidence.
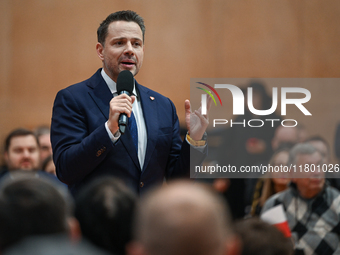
[1,0,340,163]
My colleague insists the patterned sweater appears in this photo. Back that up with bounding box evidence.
[261,183,340,255]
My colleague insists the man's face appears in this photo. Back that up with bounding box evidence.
[293,151,325,198]
[96,21,144,82]
[4,135,40,171]
[38,133,52,162]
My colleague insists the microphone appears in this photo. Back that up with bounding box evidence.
[117,70,134,134]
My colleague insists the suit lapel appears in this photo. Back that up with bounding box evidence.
[88,69,141,170]
[137,83,158,172]
[88,70,112,120]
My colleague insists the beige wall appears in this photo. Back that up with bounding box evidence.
[1,0,340,162]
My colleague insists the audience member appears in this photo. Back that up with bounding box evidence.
[250,146,291,216]
[128,181,240,255]
[0,172,109,254]
[234,218,293,255]
[218,81,281,219]
[305,135,340,190]
[245,123,298,215]
[3,128,40,172]
[261,143,340,255]
[34,125,53,164]
[75,177,136,255]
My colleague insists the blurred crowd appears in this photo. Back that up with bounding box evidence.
[0,83,340,255]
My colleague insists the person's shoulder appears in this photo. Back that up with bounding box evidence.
[136,81,174,105]
[265,190,285,204]
[322,185,340,215]
[326,184,340,200]
[136,82,168,98]
[261,188,292,213]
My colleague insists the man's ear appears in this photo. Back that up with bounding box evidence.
[126,241,146,255]
[96,43,104,61]
[67,217,82,243]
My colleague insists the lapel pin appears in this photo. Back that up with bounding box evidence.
[150,96,155,101]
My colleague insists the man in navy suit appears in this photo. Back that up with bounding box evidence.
[51,10,211,195]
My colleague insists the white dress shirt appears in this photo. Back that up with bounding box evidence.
[101,69,147,169]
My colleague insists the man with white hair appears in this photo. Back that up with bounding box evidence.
[262,143,340,255]
[128,181,240,255]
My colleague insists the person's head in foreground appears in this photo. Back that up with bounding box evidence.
[0,172,75,252]
[127,181,240,255]
[75,177,136,255]
[234,218,293,255]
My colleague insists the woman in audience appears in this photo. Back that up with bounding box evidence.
[250,146,291,216]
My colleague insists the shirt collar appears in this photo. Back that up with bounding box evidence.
[101,68,137,97]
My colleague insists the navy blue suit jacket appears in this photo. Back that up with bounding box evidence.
[51,69,205,195]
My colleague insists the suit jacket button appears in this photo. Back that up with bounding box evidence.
[96,151,102,157]
[140,182,144,188]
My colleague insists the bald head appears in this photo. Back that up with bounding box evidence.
[131,181,237,255]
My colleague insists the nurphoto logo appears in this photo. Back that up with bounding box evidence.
[197,83,312,128]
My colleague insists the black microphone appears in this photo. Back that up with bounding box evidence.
[117,70,134,134]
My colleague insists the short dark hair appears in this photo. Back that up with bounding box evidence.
[234,218,293,255]
[4,128,39,152]
[0,174,70,251]
[75,177,136,255]
[97,10,145,45]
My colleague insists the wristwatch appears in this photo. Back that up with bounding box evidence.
[186,132,207,147]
